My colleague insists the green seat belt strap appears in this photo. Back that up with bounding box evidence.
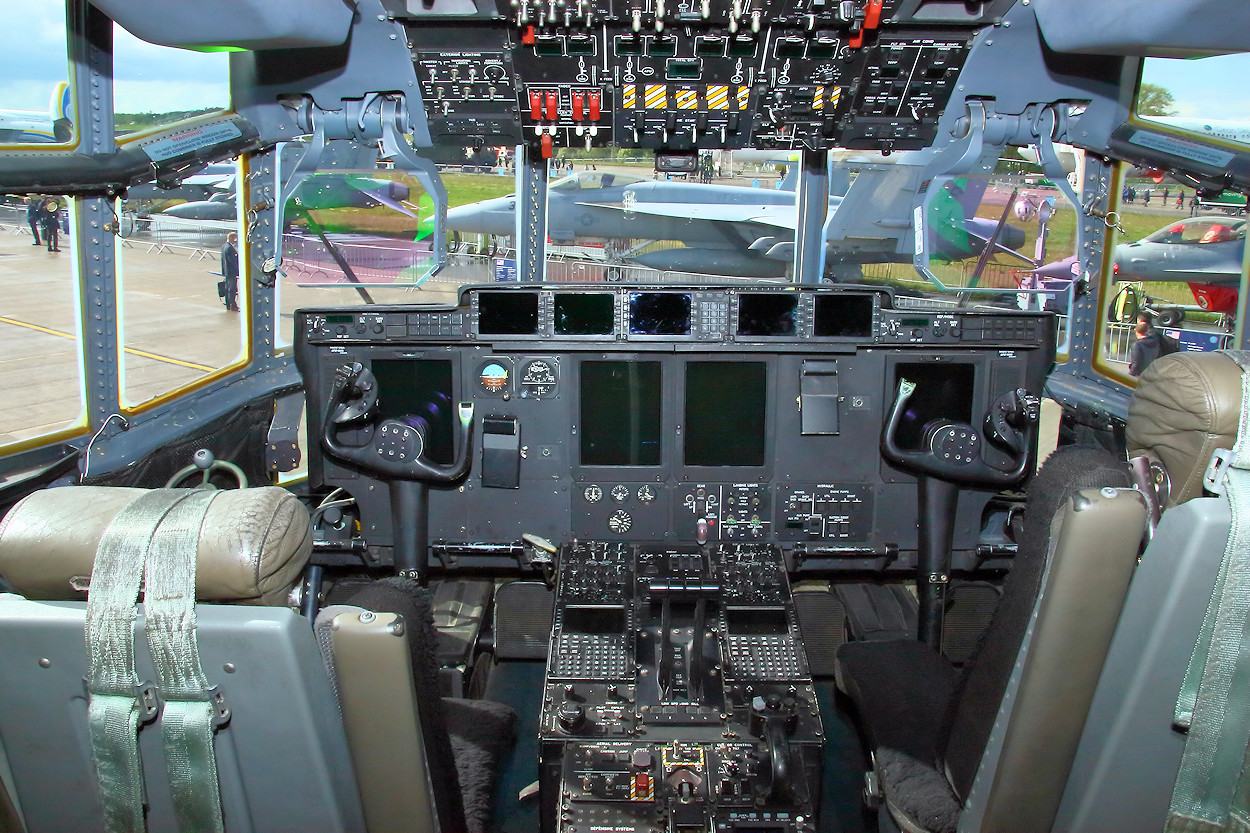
[142,488,226,833]
[1167,349,1250,833]
[85,490,200,833]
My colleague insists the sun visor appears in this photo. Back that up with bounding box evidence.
[1107,122,1250,195]
[1034,0,1250,57]
[93,0,354,50]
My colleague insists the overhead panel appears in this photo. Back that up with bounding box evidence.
[398,0,1014,156]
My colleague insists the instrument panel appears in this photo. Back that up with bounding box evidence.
[539,542,823,832]
[296,284,1054,569]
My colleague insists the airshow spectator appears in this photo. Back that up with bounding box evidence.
[220,231,240,312]
[26,197,41,246]
[40,198,60,252]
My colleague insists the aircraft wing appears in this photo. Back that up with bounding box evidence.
[359,188,420,219]
[182,172,235,189]
[963,226,1038,266]
[583,200,797,228]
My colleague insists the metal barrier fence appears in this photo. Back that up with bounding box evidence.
[1103,321,1232,366]
[1,205,229,264]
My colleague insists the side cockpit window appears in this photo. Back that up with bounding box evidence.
[1097,52,1250,381]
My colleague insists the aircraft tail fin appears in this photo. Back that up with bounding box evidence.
[945,177,988,218]
[50,82,71,122]
[49,81,72,142]
[778,164,799,192]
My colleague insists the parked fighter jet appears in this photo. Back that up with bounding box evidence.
[160,172,418,221]
[446,168,1028,279]
[1112,216,1246,316]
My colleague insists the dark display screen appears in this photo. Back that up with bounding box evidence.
[371,359,456,463]
[478,291,539,335]
[893,362,975,450]
[629,292,691,335]
[684,362,767,466]
[564,606,627,633]
[737,293,797,336]
[554,293,614,335]
[580,361,663,466]
[813,293,874,338]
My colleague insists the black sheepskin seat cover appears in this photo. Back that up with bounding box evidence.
[349,577,518,833]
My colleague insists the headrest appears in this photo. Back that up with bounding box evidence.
[1127,351,1244,507]
[0,486,311,605]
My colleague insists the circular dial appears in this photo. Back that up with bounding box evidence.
[636,485,656,504]
[607,510,632,534]
[519,359,558,398]
[583,484,603,503]
[478,361,509,394]
[610,484,630,503]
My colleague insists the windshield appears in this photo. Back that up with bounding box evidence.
[1142,218,1246,245]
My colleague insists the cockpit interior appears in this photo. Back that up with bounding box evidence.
[1,2,1250,832]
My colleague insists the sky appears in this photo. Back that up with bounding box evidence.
[1141,53,1250,122]
[2,1,1248,124]
[0,0,228,115]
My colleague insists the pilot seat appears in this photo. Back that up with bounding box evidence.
[0,484,514,833]
[836,349,1248,833]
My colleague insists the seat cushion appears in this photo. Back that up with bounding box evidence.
[348,577,517,833]
[445,697,519,833]
[835,638,960,764]
[876,748,961,833]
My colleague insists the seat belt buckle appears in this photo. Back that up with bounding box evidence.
[208,685,232,728]
[135,681,162,723]
[1204,448,1234,497]
[83,677,163,723]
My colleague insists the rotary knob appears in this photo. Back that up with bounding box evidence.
[557,701,586,733]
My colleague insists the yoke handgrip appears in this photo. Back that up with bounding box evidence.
[881,379,1030,488]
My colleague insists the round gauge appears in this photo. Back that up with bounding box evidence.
[636,485,656,504]
[478,361,509,394]
[519,359,558,398]
[610,484,630,504]
[584,484,603,503]
[608,510,633,534]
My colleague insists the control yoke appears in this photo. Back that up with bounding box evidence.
[321,362,475,581]
[881,379,1037,488]
[881,378,1038,648]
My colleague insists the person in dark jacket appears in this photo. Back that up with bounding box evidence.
[26,197,41,246]
[1129,313,1164,376]
[40,199,60,252]
[220,231,239,311]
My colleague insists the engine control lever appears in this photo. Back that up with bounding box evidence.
[748,694,798,804]
[321,364,476,582]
